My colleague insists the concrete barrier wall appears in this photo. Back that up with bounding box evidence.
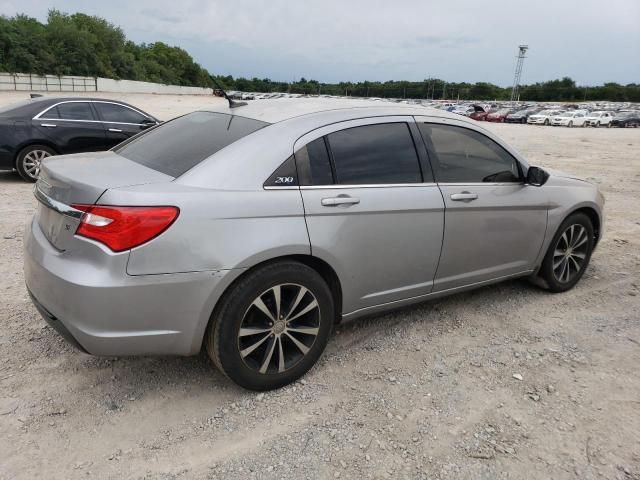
[0,72,213,95]
[96,78,212,95]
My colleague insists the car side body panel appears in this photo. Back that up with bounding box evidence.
[97,184,311,275]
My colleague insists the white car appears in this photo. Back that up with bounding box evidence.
[550,111,587,127]
[527,109,563,125]
[584,111,614,127]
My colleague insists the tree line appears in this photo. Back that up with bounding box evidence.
[1,11,638,102]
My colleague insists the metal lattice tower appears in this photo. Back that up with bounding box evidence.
[510,45,528,102]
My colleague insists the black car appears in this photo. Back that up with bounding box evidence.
[505,107,542,124]
[0,96,158,181]
[610,111,640,128]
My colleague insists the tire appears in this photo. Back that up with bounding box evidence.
[16,144,55,182]
[206,261,334,390]
[544,119,550,126]
[538,213,595,293]
[595,121,600,128]
[568,121,573,128]
[521,118,526,124]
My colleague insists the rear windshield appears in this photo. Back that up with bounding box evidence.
[114,111,269,177]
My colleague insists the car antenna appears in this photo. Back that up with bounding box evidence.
[211,77,247,108]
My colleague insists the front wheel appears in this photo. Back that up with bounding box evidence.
[544,119,550,126]
[16,144,55,182]
[538,213,595,293]
[206,261,334,390]
[568,121,573,128]
[595,121,600,128]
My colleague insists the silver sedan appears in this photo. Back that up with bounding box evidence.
[24,99,604,390]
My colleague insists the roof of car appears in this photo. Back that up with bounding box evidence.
[202,97,462,124]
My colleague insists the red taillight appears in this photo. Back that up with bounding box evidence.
[71,205,179,252]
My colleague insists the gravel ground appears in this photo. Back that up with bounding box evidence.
[0,92,639,480]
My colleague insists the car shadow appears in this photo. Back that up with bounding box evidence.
[0,170,24,184]
[30,277,542,400]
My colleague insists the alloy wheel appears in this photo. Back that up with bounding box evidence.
[552,224,589,283]
[22,149,51,180]
[238,284,320,374]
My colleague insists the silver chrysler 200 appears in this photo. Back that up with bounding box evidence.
[24,99,604,390]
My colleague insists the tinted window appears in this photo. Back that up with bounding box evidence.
[48,102,95,121]
[327,123,421,185]
[295,138,333,186]
[94,102,148,124]
[115,112,269,177]
[420,124,521,183]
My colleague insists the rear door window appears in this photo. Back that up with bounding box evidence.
[46,102,96,121]
[94,102,148,124]
[115,111,269,177]
[326,123,422,184]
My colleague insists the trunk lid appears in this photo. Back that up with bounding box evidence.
[35,151,173,251]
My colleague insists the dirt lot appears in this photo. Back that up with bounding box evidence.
[0,93,639,480]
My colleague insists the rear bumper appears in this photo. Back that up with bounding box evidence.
[24,215,244,356]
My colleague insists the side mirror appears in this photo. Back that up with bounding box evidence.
[526,166,549,187]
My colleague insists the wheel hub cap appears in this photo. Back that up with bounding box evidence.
[552,224,589,283]
[238,284,321,375]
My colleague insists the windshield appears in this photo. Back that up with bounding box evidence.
[115,111,269,177]
[590,112,602,117]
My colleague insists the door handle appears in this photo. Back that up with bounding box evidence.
[450,192,478,202]
[40,123,56,128]
[108,128,123,133]
[321,196,360,207]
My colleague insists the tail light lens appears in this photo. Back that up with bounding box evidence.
[71,205,179,252]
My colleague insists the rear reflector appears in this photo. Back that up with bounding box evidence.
[71,205,179,252]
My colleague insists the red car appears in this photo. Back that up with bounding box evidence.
[469,105,488,121]
[486,108,515,123]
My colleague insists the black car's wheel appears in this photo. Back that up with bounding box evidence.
[521,118,526,124]
[16,144,55,182]
[538,213,594,293]
[206,261,334,390]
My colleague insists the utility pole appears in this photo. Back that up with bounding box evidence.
[442,81,446,100]
[510,45,528,102]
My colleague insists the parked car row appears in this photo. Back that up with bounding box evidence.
[454,104,639,128]
[224,91,640,129]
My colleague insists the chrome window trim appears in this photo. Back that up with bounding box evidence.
[436,182,526,187]
[33,100,153,126]
[300,183,438,190]
[33,185,84,220]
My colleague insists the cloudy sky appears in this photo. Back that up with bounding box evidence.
[2,0,639,86]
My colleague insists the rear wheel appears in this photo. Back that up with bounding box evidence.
[595,121,601,128]
[206,261,334,390]
[538,213,594,293]
[544,119,550,126]
[16,144,55,182]
[568,121,573,128]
